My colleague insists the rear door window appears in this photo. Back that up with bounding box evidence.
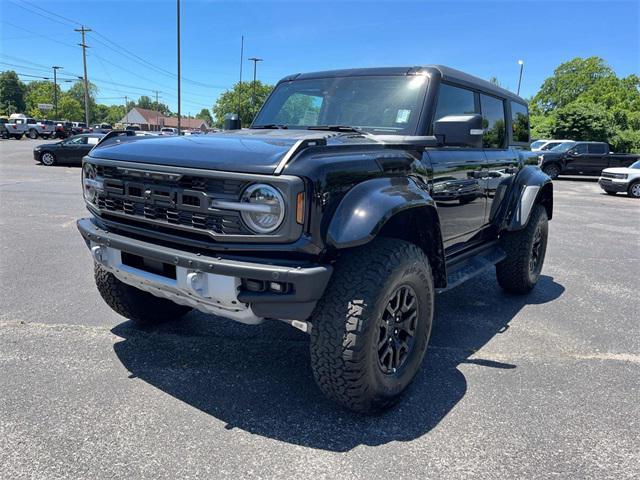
[480,94,506,148]
[588,143,607,154]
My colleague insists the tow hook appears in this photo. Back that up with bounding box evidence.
[91,245,105,264]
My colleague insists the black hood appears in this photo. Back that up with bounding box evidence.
[88,129,373,175]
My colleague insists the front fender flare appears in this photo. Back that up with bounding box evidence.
[327,176,436,249]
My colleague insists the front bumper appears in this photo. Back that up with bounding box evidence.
[77,218,332,323]
[598,178,628,192]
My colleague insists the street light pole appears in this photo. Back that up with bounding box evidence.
[52,66,62,118]
[177,0,181,134]
[248,57,263,114]
[238,35,244,122]
[517,60,524,96]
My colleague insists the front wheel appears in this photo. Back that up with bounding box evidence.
[496,204,549,294]
[628,181,640,199]
[542,164,560,179]
[40,152,56,166]
[94,264,191,325]
[310,238,434,413]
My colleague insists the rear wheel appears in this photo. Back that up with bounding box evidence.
[628,181,640,199]
[310,238,433,413]
[496,204,548,293]
[28,129,39,139]
[542,164,560,179]
[94,264,191,325]
[40,152,56,166]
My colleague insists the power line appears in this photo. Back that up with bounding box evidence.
[21,0,82,26]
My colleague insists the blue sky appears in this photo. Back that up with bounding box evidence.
[1,0,638,113]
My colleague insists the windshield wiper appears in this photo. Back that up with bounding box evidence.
[307,125,365,134]
[252,124,288,129]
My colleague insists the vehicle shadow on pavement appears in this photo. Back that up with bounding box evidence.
[111,273,564,452]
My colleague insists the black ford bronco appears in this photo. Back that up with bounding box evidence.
[78,66,552,413]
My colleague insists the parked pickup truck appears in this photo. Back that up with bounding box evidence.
[5,117,56,139]
[538,141,639,179]
[77,65,552,412]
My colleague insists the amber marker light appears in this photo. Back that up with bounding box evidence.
[296,192,305,224]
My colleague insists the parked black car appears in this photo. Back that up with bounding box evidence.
[77,66,552,412]
[33,133,105,166]
[538,141,639,178]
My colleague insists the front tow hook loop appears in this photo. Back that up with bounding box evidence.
[91,245,104,264]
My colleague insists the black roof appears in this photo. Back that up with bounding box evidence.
[280,65,525,103]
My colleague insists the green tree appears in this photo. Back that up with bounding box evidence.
[0,70,26,114]
[531,57,615,113]
[195,107,213,126]
[105,104,125,125]
[24,80,60,119]
[551,102,613,142]
[57,95,83,121]
[529,57,640,152]
[212,81,273,127]
[67,80,98,122]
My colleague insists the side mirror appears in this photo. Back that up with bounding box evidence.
[433,114,483,148]
[224,113,241,131]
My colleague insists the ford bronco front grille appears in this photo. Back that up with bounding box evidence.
[94,165,250,236]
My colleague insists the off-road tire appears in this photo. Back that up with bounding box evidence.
[628,181,640,199]
[542,164,560,179]
[310,238,434,413]
[28,129,39,139]
[40,152,56,166]
[496,204,548,294]
[94,264,191,325]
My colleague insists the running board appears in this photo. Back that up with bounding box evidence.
[437,245,506,293]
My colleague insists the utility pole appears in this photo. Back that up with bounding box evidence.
[176,0,181,134]
[248,57,263,114]
[517,60,524,96]
[238,35,244,121]
[153,90,160,131]
[52,66,62,118]
[124,96,128,125]
[75,25,92,126]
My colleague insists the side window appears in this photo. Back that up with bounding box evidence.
[68,137,87,145]
[87,137,100,145]
[574,143,588,154]
[480,94,506,148]
[433,84,476,122]
[588,143,607,154]
[510,101,529,143]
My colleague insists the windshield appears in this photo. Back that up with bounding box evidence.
[531,140,547,149]
[253,75,428,134]
[630,160,640,169]
[551,141,576,152]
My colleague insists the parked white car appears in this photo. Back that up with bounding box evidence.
[531,139,571,152]
[160,127,179,136]
[598,159,640,198]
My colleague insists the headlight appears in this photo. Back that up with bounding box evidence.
[240,184,285,234]
[82,163,102,204]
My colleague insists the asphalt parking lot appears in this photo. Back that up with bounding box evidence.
[1,138,638,479]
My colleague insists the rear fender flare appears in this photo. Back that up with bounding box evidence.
[505,166,553,231]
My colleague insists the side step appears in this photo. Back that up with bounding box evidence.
[436,245,506,293]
